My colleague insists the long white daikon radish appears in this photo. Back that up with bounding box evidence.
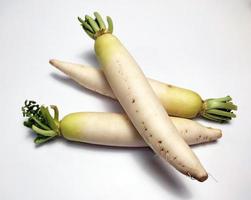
[50,59,237,122]
[22,101,222,146]
[78,12,208,181]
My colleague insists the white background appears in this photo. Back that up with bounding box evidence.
[1,0,251,199]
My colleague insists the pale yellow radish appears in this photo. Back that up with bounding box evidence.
[22,101,222,147]
[78,12,208,181]
[50,59,237,122]
[61,113,222,147]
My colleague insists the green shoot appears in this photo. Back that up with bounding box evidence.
[22,100,60,145]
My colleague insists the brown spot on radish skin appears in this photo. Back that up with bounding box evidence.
[185,129,188,133]
[158,140,162,144]
[141,121,144,125]
[144,128,148,131]
[167,84,173,88]
[149,134,152,137]
[136,110,139,113]
[173,157,177,160]
[132,99,135,103]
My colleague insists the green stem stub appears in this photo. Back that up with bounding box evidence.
[201,96,237,123]
[78,12,113,40]
[22,100,60,145]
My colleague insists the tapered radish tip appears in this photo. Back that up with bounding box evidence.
[207,127,223,139]
[211,128,222,138]
[49,59,56,65]
[216,129,223,138]
[49,59,61,69]
[198,173,208,182]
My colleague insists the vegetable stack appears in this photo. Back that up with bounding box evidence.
[22,11,237,183]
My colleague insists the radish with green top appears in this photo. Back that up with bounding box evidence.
[22,100,222,146]
[78,12,208,181]
[50,59,237,122]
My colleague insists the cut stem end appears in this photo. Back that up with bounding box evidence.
[22,100,61,145]
[200,96,237,123]
[78,12,113,40]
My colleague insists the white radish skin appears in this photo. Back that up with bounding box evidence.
[50,60,115,97]
[50,59,202,118]
[94,34,208,181]
[60,112,222,147]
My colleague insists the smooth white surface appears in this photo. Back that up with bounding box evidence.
[0,0,251,199]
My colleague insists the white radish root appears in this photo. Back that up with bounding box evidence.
[60,112,222,147]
